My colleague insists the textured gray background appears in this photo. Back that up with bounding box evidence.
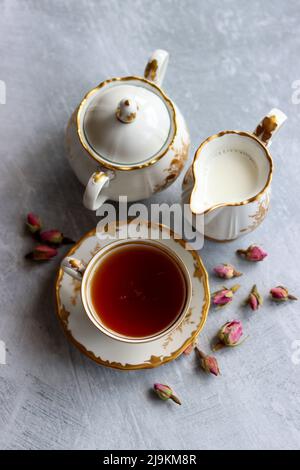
[0,0,300,450]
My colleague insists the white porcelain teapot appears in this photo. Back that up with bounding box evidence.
[66,50,190,210]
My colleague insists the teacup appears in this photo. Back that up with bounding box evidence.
[182,108,287,241]
[61,239,192,343]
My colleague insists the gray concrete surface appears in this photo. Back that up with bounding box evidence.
[0,0,300,450]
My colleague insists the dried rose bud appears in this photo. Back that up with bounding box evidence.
[153,383,181,405]
[195,348,220,376]
[236,244,267,262]
[270,286,297,302]
[246,284,263,311]
[25,244,57,261]
[213,320,244,351]
[212,284,240,307]
[40,230,63,244]
[26,213,42,233]
[40,230,74,245]
[213,263,242,279]
[183,342,196,355]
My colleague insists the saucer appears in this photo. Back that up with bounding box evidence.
[55,220,210,370]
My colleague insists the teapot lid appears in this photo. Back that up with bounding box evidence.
[77,77,176,170]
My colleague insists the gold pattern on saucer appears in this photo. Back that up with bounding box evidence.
[172,238,203,282]
[254,115,277,145]
[60,305,70,324]
[190,130,273,216]
[177,308,194,334]
[154,140,190,193]
[70,279,81,306]
[162,309,195,349]
[99,223,124,239]
[55,223,210,370]
[240,194,270,233]
[90,242,101,257]
[193,259,203,281]
[147,355,163,366]
[144,59,158,81]
[55,305,139,370]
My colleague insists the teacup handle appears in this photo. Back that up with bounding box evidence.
[253,108,287,147]
[144,49,169,87]
[83,171,111,211]
[61,257,87,281]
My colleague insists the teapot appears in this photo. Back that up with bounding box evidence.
[66,50,190,210]
[182,109,287,241]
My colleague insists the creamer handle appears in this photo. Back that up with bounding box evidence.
[144,49,169,87]
[253,108,287,147]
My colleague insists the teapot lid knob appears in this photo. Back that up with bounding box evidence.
[116,97,138,123]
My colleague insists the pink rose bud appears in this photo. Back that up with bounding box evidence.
[25,244,58,261]
[40,230,74,246]
[40,230,63,244]
[246,285,263,311]
[183,342,196,355]
[26,213,42,233]
[213,263,242,279]
[153,383,181,405]
[213,320,244,351]
[236,244,267,262]
[196,348,220,376]
[270,286,297,302]
[212,284,240,307]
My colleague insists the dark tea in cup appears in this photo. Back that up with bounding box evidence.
[89,242,187,339]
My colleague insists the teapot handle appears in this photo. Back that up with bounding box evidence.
[144,49,169,87]
[253,108,287,147]
[83,171,110,211]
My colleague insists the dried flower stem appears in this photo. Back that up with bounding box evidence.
[170,394,181,405]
